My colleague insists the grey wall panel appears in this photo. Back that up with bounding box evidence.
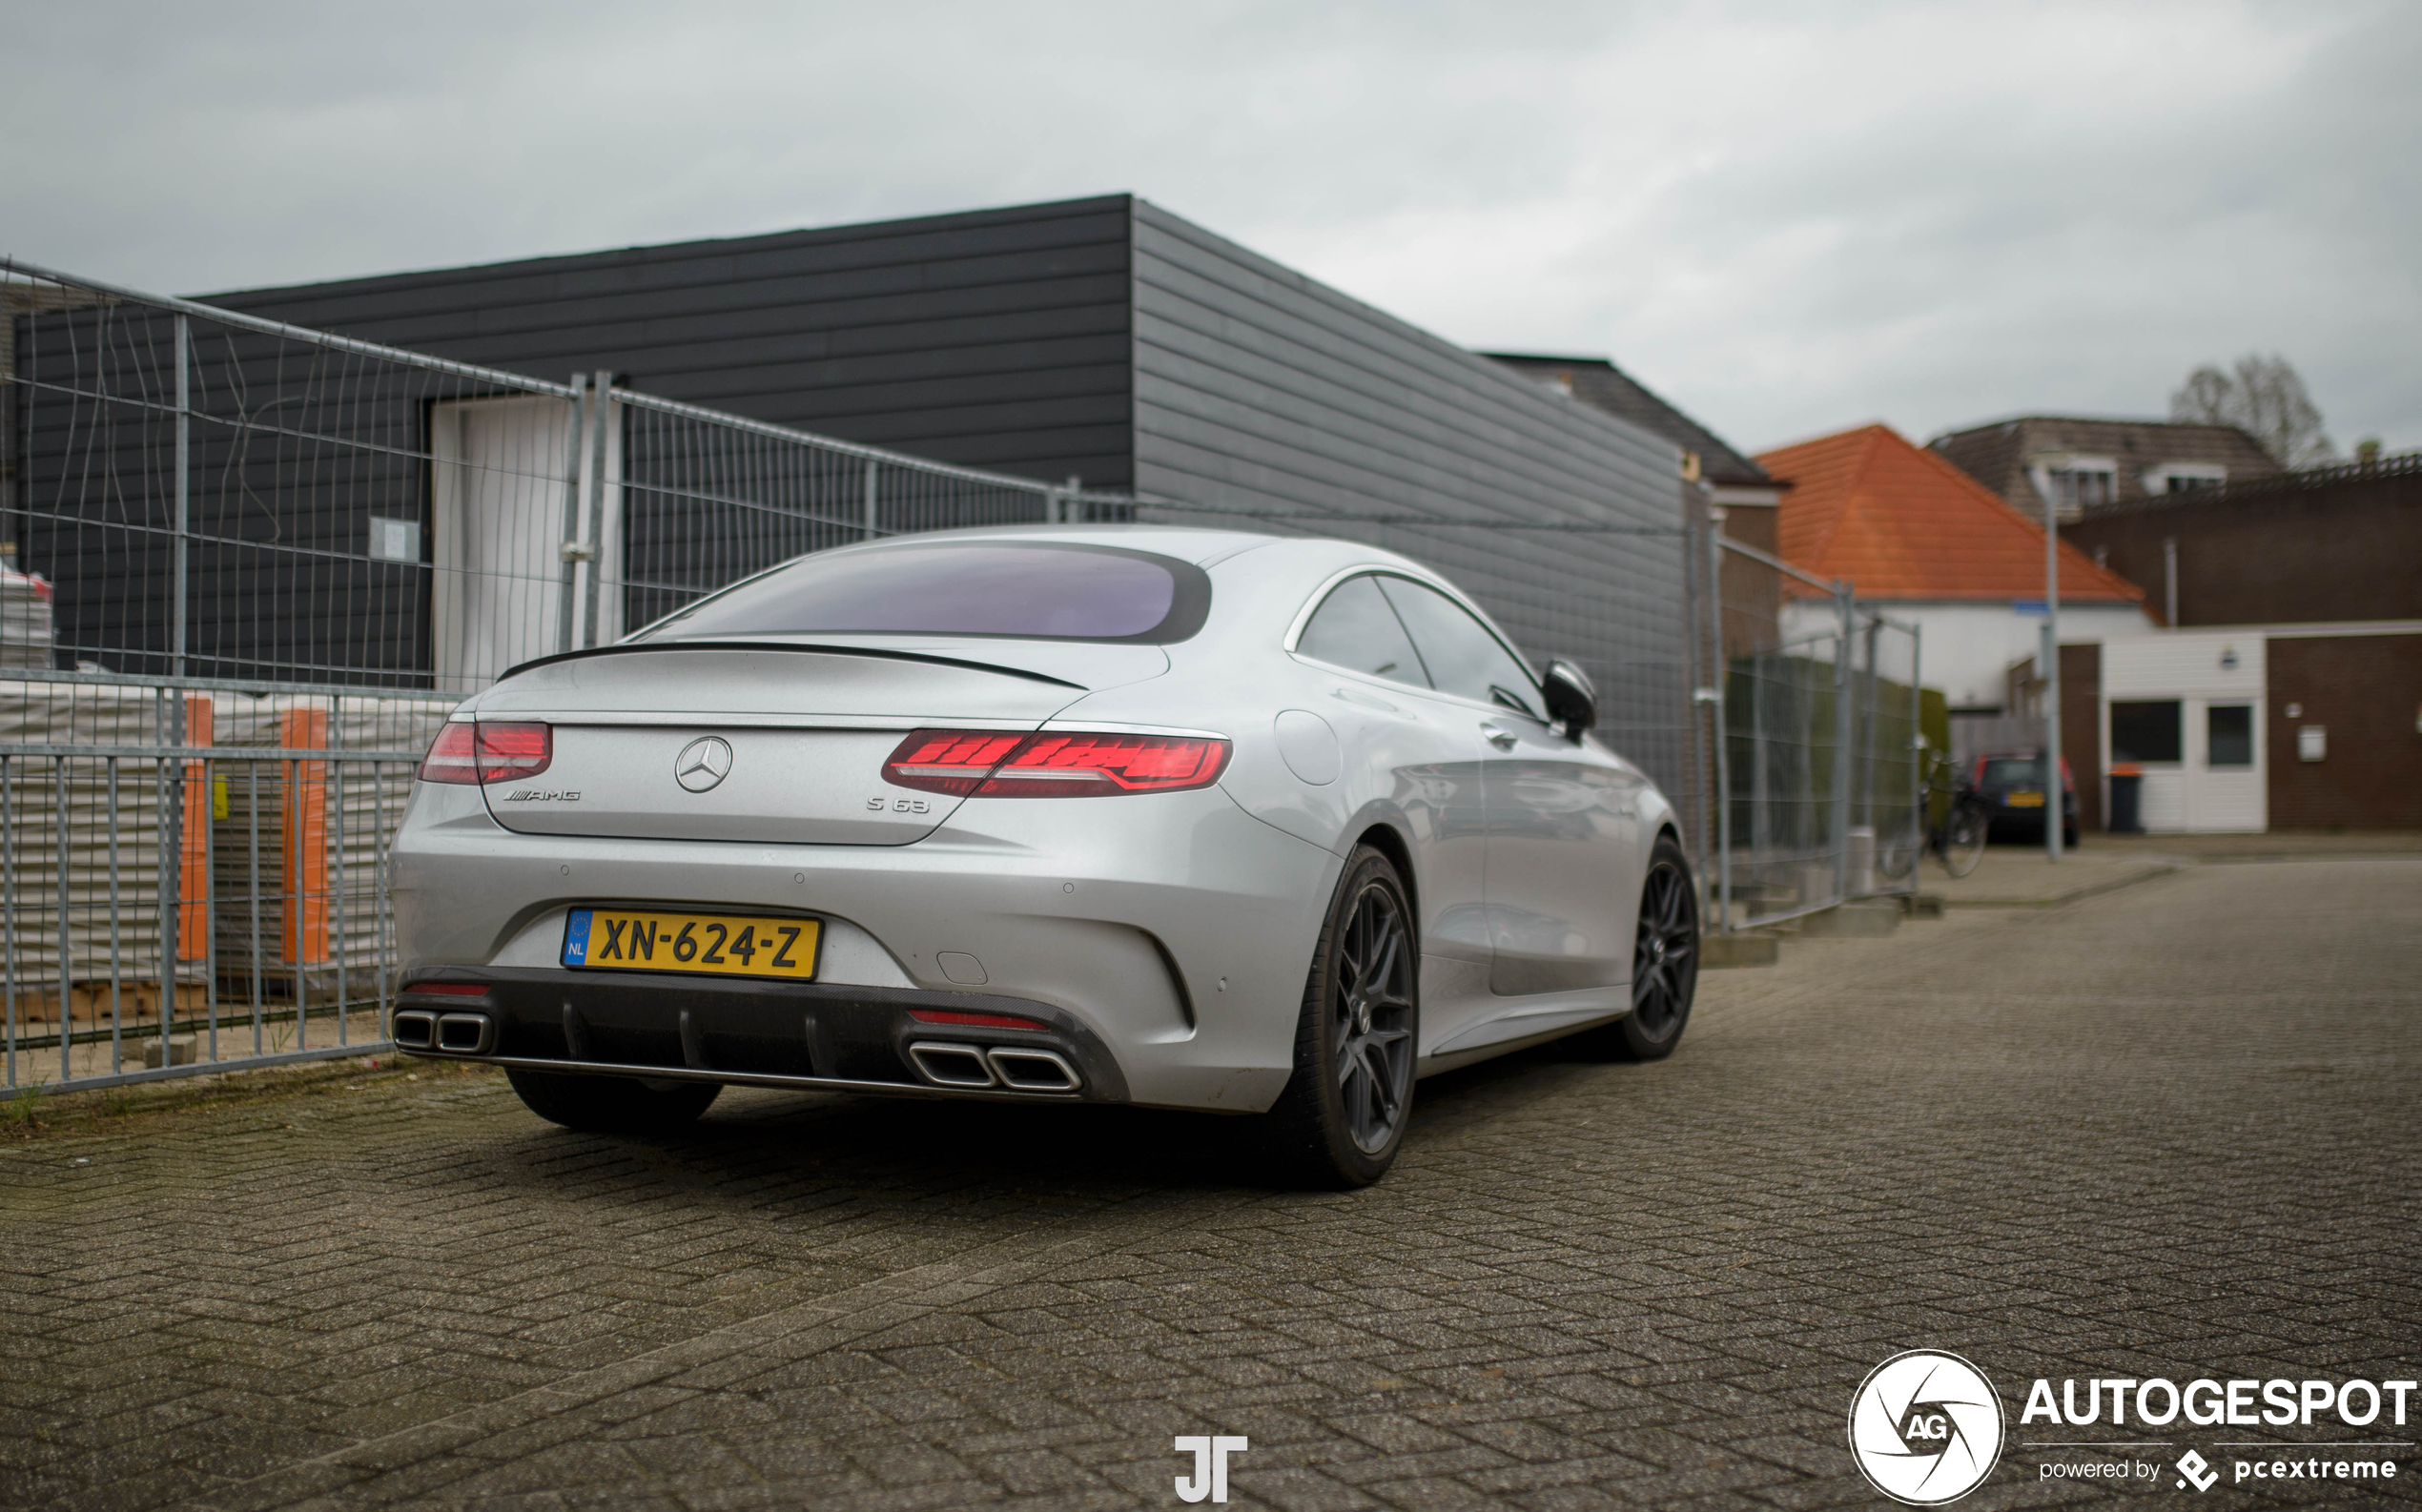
[208,197,1137,488]
[1129,200,1700,832]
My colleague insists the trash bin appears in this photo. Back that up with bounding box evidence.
[2107,765,2143,833]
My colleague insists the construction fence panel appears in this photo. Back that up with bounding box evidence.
[1707,535,1932,931]
[1,259,1116,1093]
[1,672,449,1092]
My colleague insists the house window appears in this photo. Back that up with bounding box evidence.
[2206,705,2254,766]
[2028,453,2121,516]
[2144,461,2227,494]
[2047,467,2115,510]
[2110,700,2182,763]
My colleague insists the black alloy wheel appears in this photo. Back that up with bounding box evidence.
[1576,833,1699,1062]
[1261,847,1420,1187]
[1333,873,1417,1154]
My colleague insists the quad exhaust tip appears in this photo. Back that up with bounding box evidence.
[986,1047,1080,1093]
[907,1041,1082,1093]
[397,1009,495,1055]
[436,1013,495,1054]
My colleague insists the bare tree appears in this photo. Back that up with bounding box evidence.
[2169,353,2336,468]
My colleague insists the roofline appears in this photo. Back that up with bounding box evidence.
[1925,413,2266,445]
[1474,351,1615,366]
[196,193,1141,301]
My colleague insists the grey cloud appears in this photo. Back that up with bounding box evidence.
[3,0,2412,454]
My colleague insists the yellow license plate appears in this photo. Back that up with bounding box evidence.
[562,908,820,980]
[2006,790,2045,807]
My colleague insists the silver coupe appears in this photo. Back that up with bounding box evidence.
[389,527,1699,1185]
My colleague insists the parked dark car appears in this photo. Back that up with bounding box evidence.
[1971,750,2080,847]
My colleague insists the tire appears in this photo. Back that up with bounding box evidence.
[1572,834,1699,1062]
[506,1067,722,1134]
[1941,806,1987,878]
[1258,846,1419,1189]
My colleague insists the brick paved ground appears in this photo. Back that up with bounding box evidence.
[2,858,2417,1512]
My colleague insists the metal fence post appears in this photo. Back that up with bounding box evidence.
[1909,621,1924,890]
[1706,519,1733,932]
[1681,502,1710,880]
[554,374,590,657]
[1860,614,1881,834]
[580,372,613,651]
[155,690,178,1072]
[1832,583,1855,903]
[863,459,880,540]
[172,316,189,678]
[2044,483,2063,862]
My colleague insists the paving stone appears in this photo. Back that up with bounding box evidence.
[2,860,2418,1509]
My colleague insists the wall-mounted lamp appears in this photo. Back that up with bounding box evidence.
[2219,646,2239,671]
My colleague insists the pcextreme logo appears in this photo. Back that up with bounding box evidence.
[1847,1351,2007,1505]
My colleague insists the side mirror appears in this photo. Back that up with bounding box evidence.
[1541,659,1596,740]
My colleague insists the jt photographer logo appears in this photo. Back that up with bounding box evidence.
[1848,1351,2006,1505]
[1173,1436,1246,1503]
[1849,1352,2414,1503]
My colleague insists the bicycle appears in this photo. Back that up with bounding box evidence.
[1878,750,1989,880]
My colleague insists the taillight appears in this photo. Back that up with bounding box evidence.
[402,982,491,996]
[883,728,1230,797]
[418,722,553,785]
[882,730,1026,795]
[909,1009,1049,1031]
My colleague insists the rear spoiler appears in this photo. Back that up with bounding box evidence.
[498,640,1086,690]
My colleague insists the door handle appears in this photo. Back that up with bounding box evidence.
[1480,724,1519,750]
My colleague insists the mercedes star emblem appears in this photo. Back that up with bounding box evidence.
[674,736,734,793]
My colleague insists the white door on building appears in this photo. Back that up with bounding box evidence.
[428,394,622,695]
[2189,699,2265,831]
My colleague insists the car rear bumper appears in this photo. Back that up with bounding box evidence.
[389,782,1341,1114]
[390,967,1132,1103]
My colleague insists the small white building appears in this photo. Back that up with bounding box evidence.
[2097,628,2268,832]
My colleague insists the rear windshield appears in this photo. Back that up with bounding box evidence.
[1979,757,2044,787]
[645,542,1211,644]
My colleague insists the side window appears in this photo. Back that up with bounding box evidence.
[1374,578,1542,719]
[1295,574,1431,689]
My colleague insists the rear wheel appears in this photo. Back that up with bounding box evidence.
[506,1068,721,1134]
[1259,847,1418,1189]
[1941,804,1987,878]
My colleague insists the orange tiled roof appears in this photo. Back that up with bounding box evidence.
[1754,423,2145,603]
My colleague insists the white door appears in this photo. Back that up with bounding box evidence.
[2186,699,2265,832]
[429,394,622,695]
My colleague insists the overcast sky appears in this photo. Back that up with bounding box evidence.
[7,0,2415,456]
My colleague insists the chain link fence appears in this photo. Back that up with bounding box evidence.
[1701,529,1935,931]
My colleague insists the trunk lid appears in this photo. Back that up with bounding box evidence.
[471,643,1155,844]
